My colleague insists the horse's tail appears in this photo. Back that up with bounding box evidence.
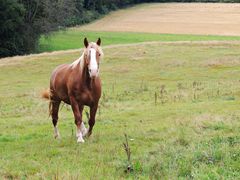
[41,88,50,100]
[41,88,53,117]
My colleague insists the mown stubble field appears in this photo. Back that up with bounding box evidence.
[79,3,240,36]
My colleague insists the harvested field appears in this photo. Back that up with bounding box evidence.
[79,3,240,36]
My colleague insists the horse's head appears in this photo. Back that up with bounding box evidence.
[83,38,103,79]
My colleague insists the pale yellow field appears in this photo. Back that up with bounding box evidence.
[79,3,240,36]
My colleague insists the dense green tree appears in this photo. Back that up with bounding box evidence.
[0,0,25,57]
[0,0,77,57]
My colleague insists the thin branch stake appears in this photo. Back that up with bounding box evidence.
[123,134,133,173]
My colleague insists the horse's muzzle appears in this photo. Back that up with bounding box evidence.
[89,69,98,78]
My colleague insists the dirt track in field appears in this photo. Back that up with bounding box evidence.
[1,40,240,65]
[79,3,240,36]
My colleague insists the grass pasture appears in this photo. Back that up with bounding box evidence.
[39,31,240,52]
[2,2,240,179]
[0,42,240,179]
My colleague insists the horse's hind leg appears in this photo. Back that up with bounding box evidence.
[51,100,61,139]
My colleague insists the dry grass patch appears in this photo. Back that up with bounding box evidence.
[205,57,240,68]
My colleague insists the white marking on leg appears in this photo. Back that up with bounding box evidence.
[76,127,85,143]
[54,126,60,139]
[81,122,88,137]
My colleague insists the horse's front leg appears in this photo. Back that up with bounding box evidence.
[79,106,88,137]
[87,104,98,137]
[70,96,84,143]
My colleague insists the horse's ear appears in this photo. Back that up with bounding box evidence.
[96,38,101,46]
[84,38,88,48]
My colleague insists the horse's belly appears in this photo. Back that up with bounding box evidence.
[79,92,94,106]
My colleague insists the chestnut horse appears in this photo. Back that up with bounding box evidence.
[42,38,103,143]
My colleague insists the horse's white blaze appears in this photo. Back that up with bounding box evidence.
[76,126,85,143]
[89,48,98,76]
[54,126,60,139]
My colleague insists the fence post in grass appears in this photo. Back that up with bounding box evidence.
[140,80,143,91]
[155,91,157,105]
[160,85,166,104]
[112,83,115,93]
[193,81,197,100]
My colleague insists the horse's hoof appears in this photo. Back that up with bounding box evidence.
[77,137,85,143]
[54,134,60,139]
[87,132,92,137]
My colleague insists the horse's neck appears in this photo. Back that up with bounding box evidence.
[73,54,99,90]
[82,65,91,88]
[78,55,93,89]
[82,64,100,91]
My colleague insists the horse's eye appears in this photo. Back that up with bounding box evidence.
[99,54,101,57]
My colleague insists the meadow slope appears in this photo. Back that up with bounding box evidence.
[0,42,240,179]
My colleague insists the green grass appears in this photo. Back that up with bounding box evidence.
[39,30,240,52]
[1,42,240,179]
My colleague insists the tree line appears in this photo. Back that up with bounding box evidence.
[1,0,239,58]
